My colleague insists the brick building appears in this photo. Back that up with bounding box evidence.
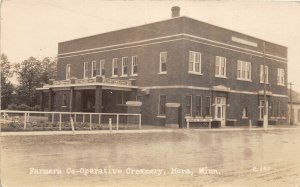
[38,7,288,127]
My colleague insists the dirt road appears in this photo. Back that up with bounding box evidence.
[1,129,300,187]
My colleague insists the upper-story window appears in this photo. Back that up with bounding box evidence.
[189,51,201,74]
[237,60,251,81]
[66,64,71,80]
[122,57,128,76]
[100,59,105,76]
[92,60,97,77]
[159,52,167,73]
[83,62,89,79]
[132,56,138,76]
[215,56,226,77]
[112,58,118,77]
[260,65,269,83]
[277,68,285,86]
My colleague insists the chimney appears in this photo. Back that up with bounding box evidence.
[171,6,180,18]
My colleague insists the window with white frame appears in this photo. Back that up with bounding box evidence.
[66,64,71,80]
[159,52,167,73]
[158,95,166,115]
[112,58,118,77]
[132,56,138,75]
[215,56,226,77]
[92,60,97,77]
[237,60,251,81]
[100,59,105,76]
[189,51,201,74]
[260,65,269,83]
[277,68,285,85]
[186,95,192,115]
[196,96,202,116]
[83,62,89,79]
[122,57,128,76]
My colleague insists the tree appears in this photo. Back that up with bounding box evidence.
[14,57,56,107]
[1,54,14,109]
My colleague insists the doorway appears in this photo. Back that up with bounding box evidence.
[215,97,226,127]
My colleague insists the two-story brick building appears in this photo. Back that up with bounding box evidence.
[38,7,288,127]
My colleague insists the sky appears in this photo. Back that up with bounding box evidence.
[1,0,300,92]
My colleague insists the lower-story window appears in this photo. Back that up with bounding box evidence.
[158,95,166,116]
[204,96,211,116]
[195,96,202,116]
[62,93,67,106]
[186,95,192,115]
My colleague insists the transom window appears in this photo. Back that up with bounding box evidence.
[66,64,71,80]
[277,68,285,85]
[83,62,89,79]
[132,56,138,75]
[112,58,118,77]
[189,51,201,74]
[122,57,128,76]
[159,52,167,73]
[260,65,269,83]
[237,60,251,81]
[215,56,226,77]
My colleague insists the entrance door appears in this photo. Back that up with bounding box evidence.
[215,97,226,127]
[259,100,268,120]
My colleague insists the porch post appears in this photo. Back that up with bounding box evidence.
[48,88,54,111]
[40,91,45,111]
[70,87,76,112]
[95,86,103,113]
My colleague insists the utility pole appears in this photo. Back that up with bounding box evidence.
[263,42,268,131]
[289,82,294,125]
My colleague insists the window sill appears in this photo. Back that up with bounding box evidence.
[188,71,203,75]
[242,117,248,119]
[277,83,285,86]
[237,78,252,82]
[131,74,138,77]
[260,82,269,84]
[111,75,118,78]
[61,106,67,108]
[158,72,167,75]
[215,75,227,79]
[120,75,128,77]
[157,115,166,118]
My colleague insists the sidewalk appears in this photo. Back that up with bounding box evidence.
[1,125,299,136]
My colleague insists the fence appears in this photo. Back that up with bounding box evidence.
[0,110,141,132]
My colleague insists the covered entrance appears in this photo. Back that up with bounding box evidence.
[214,97,226,127]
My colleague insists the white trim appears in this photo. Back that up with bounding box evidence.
[158,72,167,75]
[83,61,89,79]
[188,71,203,76]
[231,36,258,47]
[139,85,288,98]
[58,33,287,63]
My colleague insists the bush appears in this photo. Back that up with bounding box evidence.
[16,104,31,111]
[32,105,41,111]
[7,104,18,110]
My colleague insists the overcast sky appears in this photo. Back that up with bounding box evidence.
[1,0,300,92]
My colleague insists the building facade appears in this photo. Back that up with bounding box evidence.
[38,7,288,127]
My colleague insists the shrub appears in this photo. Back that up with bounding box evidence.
[32,105,41,111]
[17,104,31,111]
[7,104,18,110]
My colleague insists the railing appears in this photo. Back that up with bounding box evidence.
[0,110,141,132]
[53,80,71,85]
[103,77,131,86]
[75,78,96,84]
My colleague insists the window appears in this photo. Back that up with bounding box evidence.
[189,51,201,74]
[66,64,71,80]
[159,52,167,73]
[270,101,275,117]
[62,93,67,106]
[259,100,264,120]
[158,95,166,115]
[84,62,89,79]
[205,97,211,116]
[196,96,202,116]
[117,92,127,105]
[237,60,251,81]
[92,61,97,77]
[136,95,141,101]
[260,65,269,83]
[132,56,138,75]
[215,56,226,77]
[100,59,105,76]
[112,58,118,77]
[277,68,285,85]
[121,57,128,76]
[242,107,248,118]
[186,95,192,115]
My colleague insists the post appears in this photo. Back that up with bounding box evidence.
[83,114,85,123]
[139,114,141,129]
[116,114,119,131]
[59,113,62,131]
[89,114,92,130]
[187,120,190,129]
[74,114,77,123]
[289,82,294,125]
[98,114,101,126]
[24,113,27,130]
[3,112,6,126]
[249,119,252,130]
[109,118,112,133]
[263,41,268,131]
[51,113,54,123]
[27,113,30,123]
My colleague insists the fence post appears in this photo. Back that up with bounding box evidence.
[139,114,141,129]
[51,113,54,123]
[109,118,112,133]
[24,113,27,130]
[59,113,62,131]
[116,114,119,131]
[3,112,6,127]
[27,113,30,123]
[98,114,101,127]
[89,114,92,130]
[74,114,77,123]
[83,114,85,123]
[249,119,252,131]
